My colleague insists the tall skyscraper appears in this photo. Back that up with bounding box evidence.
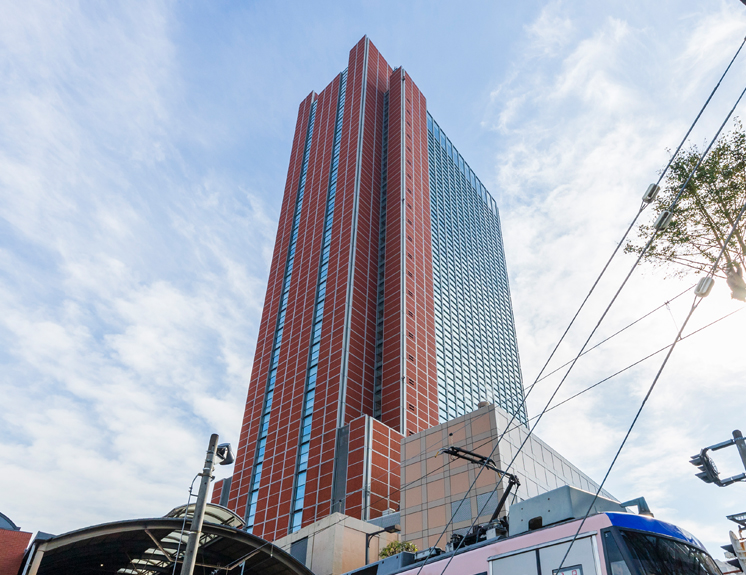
[218,36,526,542]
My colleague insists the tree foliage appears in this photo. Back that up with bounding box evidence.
[625,122,746,280]
[379,540,418,558]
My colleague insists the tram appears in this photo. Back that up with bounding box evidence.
[352,486,721,575]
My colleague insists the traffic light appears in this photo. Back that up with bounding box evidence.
[690,449,720,484]
[690,430,746,487]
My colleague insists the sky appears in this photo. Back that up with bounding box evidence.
[1,0,746,561]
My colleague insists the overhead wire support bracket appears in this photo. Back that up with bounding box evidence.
[437,446,520,523]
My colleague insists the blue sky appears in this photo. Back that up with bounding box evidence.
[2,0,746,560]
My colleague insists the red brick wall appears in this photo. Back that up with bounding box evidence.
[344,416,403,520]
[210,478,225,505]
[298,37,393,529]
[402,71,439,434]
[227,91,317,527]
[381,69,438,436]
[342,39,392,425]
[298,37,368,528]
[0,530,31,575]
[226,37,435,541]
[368,418,403,518]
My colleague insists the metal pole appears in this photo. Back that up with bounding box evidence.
[365,529,387,565]
[181,433,219,575]
[734,430,746,470]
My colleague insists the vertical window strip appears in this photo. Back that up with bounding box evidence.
[426,113,527,425]
[245,100,317,533]
[372,91,389,420]
[289,70,347,533]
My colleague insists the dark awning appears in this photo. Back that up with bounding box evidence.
[22,517,314,575]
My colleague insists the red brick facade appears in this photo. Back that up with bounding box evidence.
[0,529,31,575]
[220,37,438,541]
[380,68,438,436]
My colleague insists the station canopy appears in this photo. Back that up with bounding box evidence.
[21,503,313,575]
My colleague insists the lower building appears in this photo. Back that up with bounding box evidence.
[398,402,614,551]
[274,513,400,575]
[264,403,614,575]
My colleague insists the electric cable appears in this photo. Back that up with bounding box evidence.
[392,299,740,569]
[525,283,694,392]
[420,49,746,575]
[555,191,746,575]
[247,38,746,572]
[509,305,742,433]
[431,301,744,575]
[437,37,746,538]
[519,33,746,403]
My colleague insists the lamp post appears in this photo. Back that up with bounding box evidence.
[180,434,234,575]
[365,524,401,565]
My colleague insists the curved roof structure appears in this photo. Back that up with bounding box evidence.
[165,502,245,530]
[0,510,20,531]
[21,515,314,575]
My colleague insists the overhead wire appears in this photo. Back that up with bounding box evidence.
[419,36,746,575]
[555,185,746,575]
[525,283,694,392]
[246,35,746,574]
[282,300,743,561]
[518,33,746,405]
[504,43,746,489]
[507,305,742,434]
[425,300,742,575]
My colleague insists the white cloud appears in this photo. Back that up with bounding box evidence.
[524,1,575,57]
[0,0,273,534]
[2,0,745,563]
[486,0,746,557]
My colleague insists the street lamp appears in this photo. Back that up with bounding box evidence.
[365,524,401,565]
[180,434,234,575]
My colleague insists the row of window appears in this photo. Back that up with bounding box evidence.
[426,115,527,425]
[372,91,390,421]
[245,100,318,532]
[289,69,348,533]
[427,113,498,215]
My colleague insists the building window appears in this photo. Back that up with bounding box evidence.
[289,69,347,534]
[245,98,318,533]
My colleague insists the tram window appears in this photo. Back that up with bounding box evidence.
[490,550,538,575]
[538,537,597,575]
[618,530,720,575]
[603,531,631,575]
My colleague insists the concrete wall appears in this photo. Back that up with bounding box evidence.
[400,403,614,551]
[274,512,399,575]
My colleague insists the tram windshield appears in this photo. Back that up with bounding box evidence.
[618,530,721,575]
